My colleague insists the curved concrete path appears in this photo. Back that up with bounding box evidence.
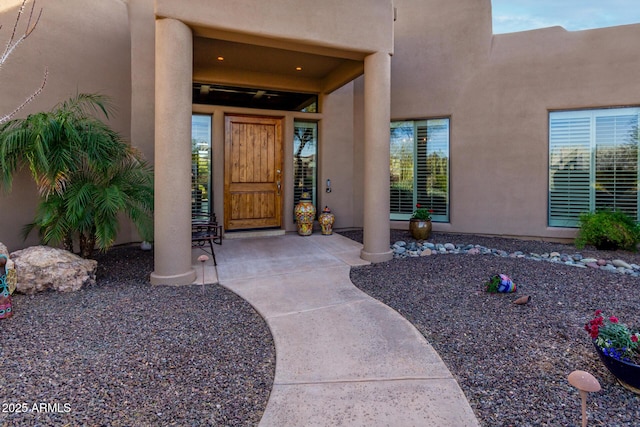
[197,233,479,426]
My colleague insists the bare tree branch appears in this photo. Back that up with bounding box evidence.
[1,0,42,67]
[0,0,45,124]
[0,66,46,123]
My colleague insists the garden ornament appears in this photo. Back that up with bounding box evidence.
[568,370,600,427]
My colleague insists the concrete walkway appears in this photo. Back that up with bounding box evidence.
[192,233,479,426]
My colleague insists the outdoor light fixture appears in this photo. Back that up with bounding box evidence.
[326,179,331,193]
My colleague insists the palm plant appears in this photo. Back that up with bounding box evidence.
[0,93,153,257]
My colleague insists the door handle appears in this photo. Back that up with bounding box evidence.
[276,169,281,195]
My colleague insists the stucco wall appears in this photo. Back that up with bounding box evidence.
[320,82,356,228]
[387,0,640,240]
[128,0,156,165]
[0,0,132,251]
[155,0,394,56]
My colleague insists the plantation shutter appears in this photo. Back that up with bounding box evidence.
[293,121,317,219]
[549,114,592,227]
[390,122,415,218]
[594,114,639,218]
[418,119,449,221]
[549,108,640,227]
[390,119,450,221]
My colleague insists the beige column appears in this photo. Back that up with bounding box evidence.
[361,51,393,263]
[150,18,196,285]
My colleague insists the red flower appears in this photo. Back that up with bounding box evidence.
[632,335,639,343]
[594,309,602,316]
[416,203,421,208]
[609,316,619,324]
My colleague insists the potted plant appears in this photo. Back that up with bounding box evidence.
[584,310,640,394]
[409,203,432,240]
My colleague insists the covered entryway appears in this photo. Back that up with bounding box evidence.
[224,114,283,230]
[151,1,394,285]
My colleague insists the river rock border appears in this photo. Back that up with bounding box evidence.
[391,241,640,277]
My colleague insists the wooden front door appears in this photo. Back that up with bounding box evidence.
[224,115,283,230]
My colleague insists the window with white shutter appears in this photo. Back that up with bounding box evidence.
[549,108,640,227]
[192,114,212,217]
[293,121,318,219]
[390,119,450,222]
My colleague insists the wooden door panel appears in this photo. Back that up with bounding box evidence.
[225,115,282,230]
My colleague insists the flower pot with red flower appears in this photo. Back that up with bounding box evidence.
[585,310,640,394]
[409,204,432,240]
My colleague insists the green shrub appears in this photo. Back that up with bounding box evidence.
[575,210,640,251]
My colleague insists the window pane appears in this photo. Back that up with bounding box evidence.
[419,119,449,220]
[549,116,592,227]
[293,121,318,219]
[549,108,640,227]
[390,122,415,217]
[192,114,212,217]
[595,114,639,216]
[390,119,450,222]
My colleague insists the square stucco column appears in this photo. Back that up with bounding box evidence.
[150,18,196,285]
[361,51,393,263]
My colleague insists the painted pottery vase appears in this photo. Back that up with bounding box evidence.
[409,218,432,240]
[318,206,336,235]
[593,342,640,394]
[294,191,316,236]
[0,255,14,319]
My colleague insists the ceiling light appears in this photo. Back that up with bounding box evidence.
[217,56,224,61]
[295,66,302,71]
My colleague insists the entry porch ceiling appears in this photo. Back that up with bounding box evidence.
[193,36,365,95]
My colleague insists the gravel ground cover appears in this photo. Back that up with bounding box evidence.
[0,245,275,427]
[340,229,640,427]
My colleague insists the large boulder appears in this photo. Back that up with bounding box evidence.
[10,246,97,294]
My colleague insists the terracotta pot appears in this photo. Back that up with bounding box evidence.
[593,342,640,394]
[409,218,432,240]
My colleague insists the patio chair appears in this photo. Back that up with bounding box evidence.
[192,213,222,265]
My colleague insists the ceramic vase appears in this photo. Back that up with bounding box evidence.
[294,191,316,236]
[318,206,336,235]
[409,218,432,240]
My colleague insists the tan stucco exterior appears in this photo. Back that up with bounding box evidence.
[1,0,639,280]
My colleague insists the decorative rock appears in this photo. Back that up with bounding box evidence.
[10,246,97,294]
[0,242,8,256]
[568,262,587,268]
[513,295,532,305]
[612,259,632,269]
[389,238,640,279]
